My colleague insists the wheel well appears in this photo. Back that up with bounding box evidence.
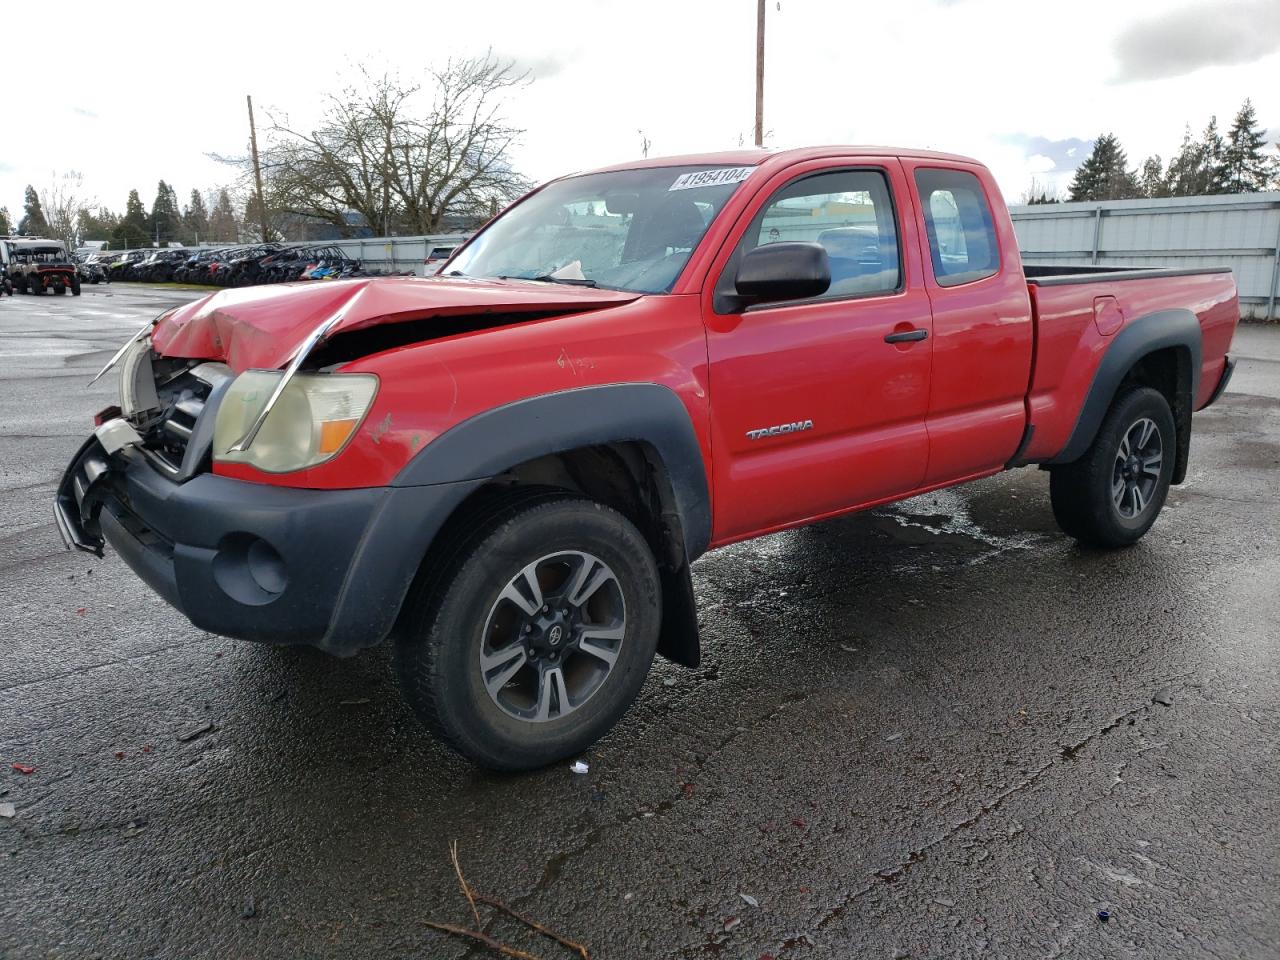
[481,443,682,562]
[1119,346,1193,484]
[408,442,701,667]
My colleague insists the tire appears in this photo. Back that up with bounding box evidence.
[395,489,662,771]
[1050,386,1175,548]
[71,278,82,296]
[53,281,66,295]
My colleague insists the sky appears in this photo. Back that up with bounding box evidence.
[3,0,1279,222]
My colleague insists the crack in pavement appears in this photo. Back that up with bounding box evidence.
[0,638,208,696]
[809,698,1156,935]
[458,689,817,959]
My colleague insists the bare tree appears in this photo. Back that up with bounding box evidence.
[223,54,531,238]
[41,172,93,249]
[1018,176,1062,205]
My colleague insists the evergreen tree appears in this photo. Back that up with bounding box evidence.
[1165,126,1207,197]
[183,189,210,244]
[18,185,51,236]
[1166,118,1235,196]
[77,207,120,242]
[1138,155,1169,198]
[111,189,151,248]
[1200,116,1229,194]
[1068,134,1140,202]
[1221,98,1275,193]
[122,189,149,235]
[149,181,182,244]
[0,206,10,234]
[209,189,237,242]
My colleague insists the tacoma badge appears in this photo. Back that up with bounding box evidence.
[746,419,814,441]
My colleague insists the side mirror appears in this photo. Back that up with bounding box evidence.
[735,242,831,304]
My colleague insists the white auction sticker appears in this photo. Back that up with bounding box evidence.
[668,166,755,192]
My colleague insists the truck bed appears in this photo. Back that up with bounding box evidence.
[1019,264,1238,464]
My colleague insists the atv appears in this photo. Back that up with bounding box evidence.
[7,239,81,296]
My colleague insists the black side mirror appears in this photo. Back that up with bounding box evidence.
[735,242,831,304]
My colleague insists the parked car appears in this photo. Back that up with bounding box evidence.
[109,249,153,281]
[422,243,460,275]
[173,247,231,284]
[75,253,109,284]
[6,239,81,295]
[55,146,1239,770]
[137,249,191,283]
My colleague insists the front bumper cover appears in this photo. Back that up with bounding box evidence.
[55,437,482,655]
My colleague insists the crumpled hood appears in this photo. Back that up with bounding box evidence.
[150,276,641,371]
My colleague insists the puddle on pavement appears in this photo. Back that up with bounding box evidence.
[882,488,1045,564]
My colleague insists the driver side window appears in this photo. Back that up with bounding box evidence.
[747,169,901,299]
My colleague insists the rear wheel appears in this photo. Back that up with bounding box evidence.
[71,277,82,295]
[395,489,662,771]
[1050,386,1175,548]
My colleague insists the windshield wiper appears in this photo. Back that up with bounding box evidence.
[499,274,598,287]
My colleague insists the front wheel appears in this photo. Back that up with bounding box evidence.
[395,490,662,771]
[1050,386,1175,548]
[71,278,82,295]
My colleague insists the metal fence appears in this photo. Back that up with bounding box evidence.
[1008,192,1280,320]
[324,234,471,275]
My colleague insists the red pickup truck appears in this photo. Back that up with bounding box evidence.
[56,147,1238,770]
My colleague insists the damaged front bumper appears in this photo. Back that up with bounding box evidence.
[55,434,482,655]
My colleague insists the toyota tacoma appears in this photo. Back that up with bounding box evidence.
[56,147,1238,770]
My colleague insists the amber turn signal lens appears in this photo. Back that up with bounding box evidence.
[318,418,359,455]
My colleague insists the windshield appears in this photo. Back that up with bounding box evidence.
[446,164,756,293]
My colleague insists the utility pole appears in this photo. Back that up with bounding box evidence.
[754,0,765,147]
[246,95,270,243]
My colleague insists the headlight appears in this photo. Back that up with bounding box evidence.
[212,371,378,472]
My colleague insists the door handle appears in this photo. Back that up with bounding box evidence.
[884,328,928,344]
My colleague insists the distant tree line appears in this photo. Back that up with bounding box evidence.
[5,176,242,250]
[1027,99,1278,204]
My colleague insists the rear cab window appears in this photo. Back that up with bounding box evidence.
[914,168,1000,286]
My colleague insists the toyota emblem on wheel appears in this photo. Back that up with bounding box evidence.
[548,626,563,645]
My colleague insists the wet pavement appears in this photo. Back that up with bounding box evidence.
[1,286,1277,959]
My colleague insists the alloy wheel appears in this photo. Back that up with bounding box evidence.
[479,551,627,723]
[1112,417,1162,519]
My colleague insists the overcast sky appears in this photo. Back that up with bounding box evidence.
[4,0,1279,220]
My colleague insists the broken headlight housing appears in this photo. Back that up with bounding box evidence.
[212,371,378,473]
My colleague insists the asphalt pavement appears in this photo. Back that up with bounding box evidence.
[1,284,1277,959]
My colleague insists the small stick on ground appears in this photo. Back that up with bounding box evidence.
[476,894,591,960]
[422,921,541,960]
[428,841,591,960]
[451,839,483,930]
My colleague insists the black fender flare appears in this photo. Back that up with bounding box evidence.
[392,383,713,667]
[393,382,712,560]
[1050,309,1200,482]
